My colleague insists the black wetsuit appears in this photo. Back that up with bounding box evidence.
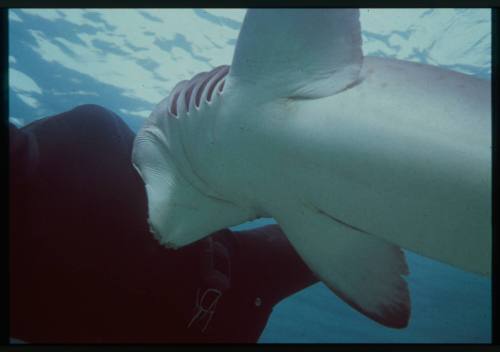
[9,105,317,343]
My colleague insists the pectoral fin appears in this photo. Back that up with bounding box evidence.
[274,204,410,328]
[227,9,363,100]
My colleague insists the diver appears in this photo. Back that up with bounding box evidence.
[9,104,318,343]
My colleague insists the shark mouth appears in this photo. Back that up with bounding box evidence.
[168,65,230,117]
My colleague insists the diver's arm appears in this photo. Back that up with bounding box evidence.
[193,224,317,342]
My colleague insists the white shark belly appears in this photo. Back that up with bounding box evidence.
[255,57,491,276]
[203,56,491,276]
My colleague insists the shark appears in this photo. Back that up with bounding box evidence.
[132,9,491,328]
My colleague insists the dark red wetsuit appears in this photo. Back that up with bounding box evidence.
[9,105,317,343]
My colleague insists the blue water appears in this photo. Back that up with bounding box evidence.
[8,9,492,343]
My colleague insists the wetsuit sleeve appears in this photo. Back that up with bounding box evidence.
[198,225,319,342]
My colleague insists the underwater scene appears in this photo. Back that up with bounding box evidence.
[9,9,491,343]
